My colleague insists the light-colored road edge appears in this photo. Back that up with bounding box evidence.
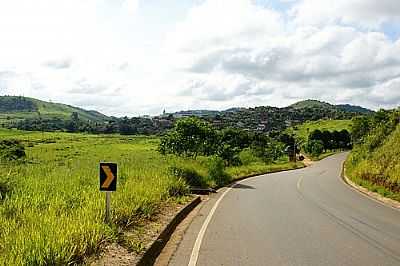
[341,162,400,211]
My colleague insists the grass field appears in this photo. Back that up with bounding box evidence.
[289,119,352,142]
[286,119,352,161]
[0,129,303,265]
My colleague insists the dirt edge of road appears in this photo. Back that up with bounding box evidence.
[136,196,202,265]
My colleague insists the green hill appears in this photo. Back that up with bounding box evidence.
[336,104,373,114]
[290,100,373,114]
[346,109,400,201]
[0,96,109,125]
[289,99,333,109]
[211,100,369,133]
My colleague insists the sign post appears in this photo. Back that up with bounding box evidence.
[100,162,117,224]
[105,191,111,223]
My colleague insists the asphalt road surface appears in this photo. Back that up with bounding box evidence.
[169,153,400,266]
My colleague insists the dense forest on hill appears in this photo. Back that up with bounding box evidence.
[0,96,37,112]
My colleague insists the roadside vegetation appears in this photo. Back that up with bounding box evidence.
[346,109,400,201]
[0,120,303,264]
[160,117,303,187]
[288,119,352,160]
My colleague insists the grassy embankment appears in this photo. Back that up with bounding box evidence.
[0,129,302,265]
[345,123,400,202]
[288,119,352,160]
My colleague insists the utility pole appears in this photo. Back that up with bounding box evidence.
[293,138,297,163]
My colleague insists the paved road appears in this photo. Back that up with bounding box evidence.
[169,153,400,266]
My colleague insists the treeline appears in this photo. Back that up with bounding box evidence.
[304,129,352,157]
[11,113,172,135]
[159,117,297,166]
[346,109,400,195]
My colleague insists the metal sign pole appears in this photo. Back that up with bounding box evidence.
[105,191,111,223]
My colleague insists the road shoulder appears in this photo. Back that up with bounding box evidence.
[341,163,400,210]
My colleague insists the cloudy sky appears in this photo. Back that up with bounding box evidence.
[1,0,400,116]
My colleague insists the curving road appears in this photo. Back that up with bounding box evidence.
[169,153,400,266]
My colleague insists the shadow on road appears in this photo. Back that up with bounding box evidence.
[232,183,255,189]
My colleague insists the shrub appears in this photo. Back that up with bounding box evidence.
[0,172,13,200]
[207,156,231,187]
[0,140,26,162]
[167,177,190,197]
[238,148,260,165]
[168,166,206,188]
[304,140,324,157]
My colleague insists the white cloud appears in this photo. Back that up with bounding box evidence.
[1,0,400,116]
[290,0,400,28]
[165,0,400,110]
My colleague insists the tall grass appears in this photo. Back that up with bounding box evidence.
[346,124,400,200]
[0,130,302,264]
[0,132,191,264]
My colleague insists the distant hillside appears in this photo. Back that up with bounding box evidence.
[0,96,109,125]
[0,96,374,135]
[289,99,333,109]
[208,100,372,132]
[161,100,373,133]
[336,104,373,114]
[290,100,373,114]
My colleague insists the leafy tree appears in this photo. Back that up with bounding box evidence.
[351,116,371,144]
[217,128,252,165]
[159,117,219,158]
[304,140,324,157]
[251,133,283,163]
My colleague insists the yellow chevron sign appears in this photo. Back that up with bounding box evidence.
[100,163,117,191]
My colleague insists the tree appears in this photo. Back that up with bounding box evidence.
[217,128,252,165]
[309,129,323,142]
[159,117,219,158]
[351,116,371,144]
[321,130,332,151]
[304,140,324,157]
[66,112,80,132]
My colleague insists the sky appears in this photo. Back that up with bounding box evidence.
[1,0,400,116]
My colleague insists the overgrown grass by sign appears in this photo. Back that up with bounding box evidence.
[0,130,303,265]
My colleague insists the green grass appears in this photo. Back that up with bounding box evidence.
[288,119,352,143]
[0,129,303,265]
[286,119,352,161]
[307,151,338,161]
[346,123,400,202]
[227,156,304,179]
[345,174,400,202]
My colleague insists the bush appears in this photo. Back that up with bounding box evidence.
[168,166,206,188]
[0,174,12,200]
[238,148,260,165]
[207,156,231,187]
[304,140,324,157]
[167,177,190,197]
[0,140,26,162]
